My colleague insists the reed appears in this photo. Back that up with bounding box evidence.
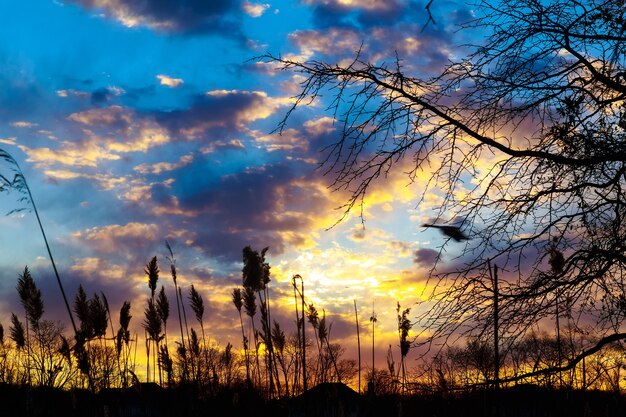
[143,256,162,383]
[396,302,411,394]
[0,148,77,335]
[243,286,261,387]
[165,241,190,382]
[116,301,132,387]
[232,287,251,387]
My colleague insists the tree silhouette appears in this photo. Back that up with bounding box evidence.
[263,0,626,381]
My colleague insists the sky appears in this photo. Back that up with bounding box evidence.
[0,0,479,374]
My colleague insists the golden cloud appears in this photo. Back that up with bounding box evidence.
[70,257,127,280]
[68,105,133,126]
[134,154,194,175]
[20,142,121,168]
[74,222,159,252]
[242,1,270,17]
[157,74,184,88]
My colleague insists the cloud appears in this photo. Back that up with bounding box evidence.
[304,0,408,29]
[68,0,243,36]
[90,86,125,104]
[252,128,309,152]
[287,23,453,75]
[66,106,172,155]
[200,139,245,154]
[57,89,91,99]
[304,116,336,136]
[44,169,129,191]
[242,1,270,17]
[155,90,292,140]
[134,154,194,175]
[413,247,440,267]
[73,222,159,253]
[68,105,133,127]
[157,75,184,88]
[11,121,38,128]
[19,142,121,168]
[147,160,341,260]
[289,28,363,57]
[388,240,412,256]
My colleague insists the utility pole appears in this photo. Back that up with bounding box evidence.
[492,262,499,391]
[354,300,361,393]
[301,277,307,392]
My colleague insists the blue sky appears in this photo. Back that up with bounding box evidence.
[0,0,478,371]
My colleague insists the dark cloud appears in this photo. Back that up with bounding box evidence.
[151,158,328,261]
[68,0,245,38]
[180,164,301,257]
[308,0,408,29]
[153,91,270,140]
[351,228,366,240]
[413,248,439,267]
[124,85,157,101]
[306,0,473,31]
[90,87,116,104]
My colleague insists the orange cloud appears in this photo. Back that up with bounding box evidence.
[20,142,121,168]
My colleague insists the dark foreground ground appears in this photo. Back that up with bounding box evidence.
[0,382,624,417]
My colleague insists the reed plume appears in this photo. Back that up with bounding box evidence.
[143,298,163,382]
[157,286,170,343]
[16,266,43,330]
[232,287,251,386]
[188,285,204,328]
[166,241,189,382]
[145,256,159,300]
[117,301,132,387]
[74,285,92,339]
[89,293,108,339]
[397,302,412,393]
[9,313,25,349]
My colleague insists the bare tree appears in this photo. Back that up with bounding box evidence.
[263,0,626,381]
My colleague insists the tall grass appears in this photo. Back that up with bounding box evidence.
[142,256,163,383]
[0,148,77,335]
[232,287,251,387]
